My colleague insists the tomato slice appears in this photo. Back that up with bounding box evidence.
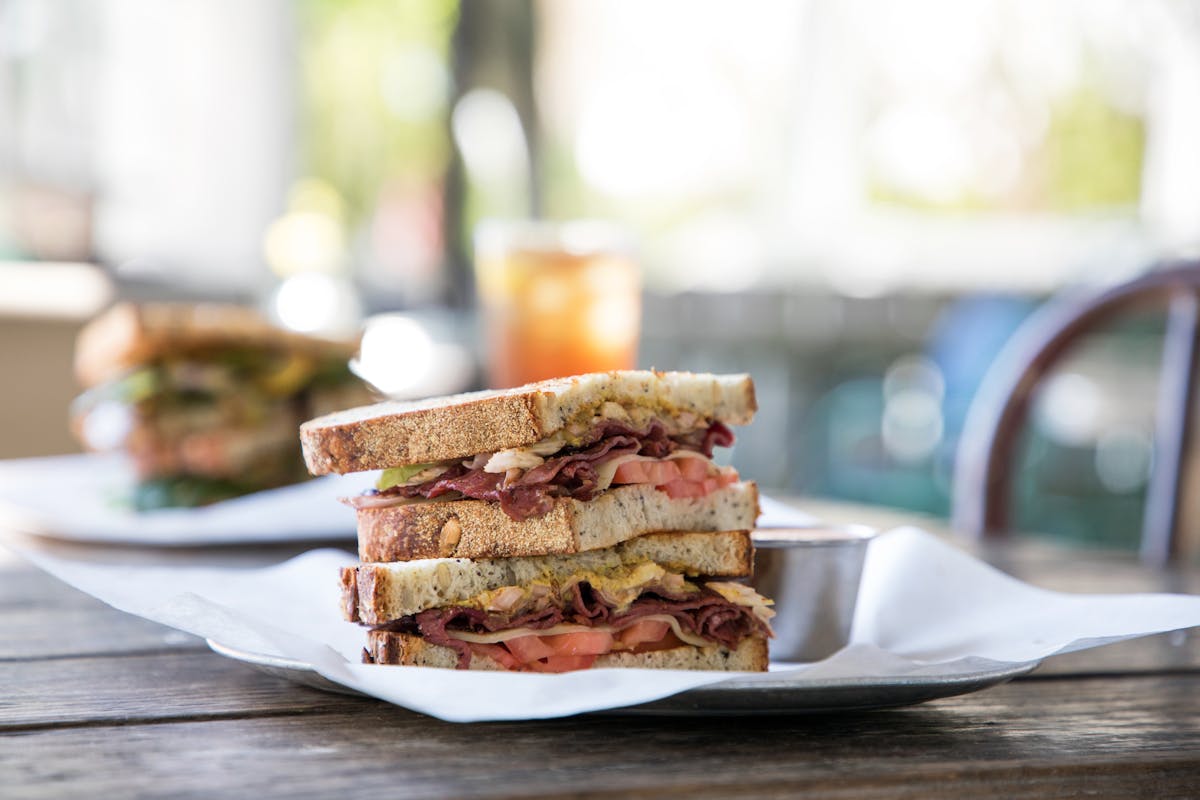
[612,456,740,502]
[530,654,599,673]
[674,456,711,482]
[660,478,707,499]
[645,462,682,484]
[617,619,671,648]
[468,642,521,670]
[613,459,682,486]
[630,630,687,653]
[503,634,556,664]
[542,630,615,657]
[611,460,648,484]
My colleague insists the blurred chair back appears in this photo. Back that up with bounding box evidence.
[952,262,1200,565]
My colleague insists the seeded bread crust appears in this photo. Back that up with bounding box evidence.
[363,630,769,672]
[357,481,759,562]
[75,302,359,387]
[300,371,757,475]
[341,529,754,624]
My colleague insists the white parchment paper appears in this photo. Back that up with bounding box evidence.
[9,525,1200,722]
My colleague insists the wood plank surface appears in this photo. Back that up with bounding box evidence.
[0,609,202,661]
[0,650,365,729]
[0,568,105,608]
[0,568,205,660]
[1,673,1198,799]
[3,505,1200,799]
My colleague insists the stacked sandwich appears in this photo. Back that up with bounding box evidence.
[71,302,373,509]
[301,370,774,673]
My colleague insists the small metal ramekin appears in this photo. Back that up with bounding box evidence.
[750,525,878,663]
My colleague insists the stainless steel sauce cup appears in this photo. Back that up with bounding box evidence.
[751,525,877,663]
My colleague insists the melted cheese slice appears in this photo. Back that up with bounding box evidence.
[469,562,694,614]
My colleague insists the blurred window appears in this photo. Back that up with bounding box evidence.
[535,0,1198,294]
[288,0,458,306]
[3,0,1197,300]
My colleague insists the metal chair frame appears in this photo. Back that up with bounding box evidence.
[952,262,1200,565]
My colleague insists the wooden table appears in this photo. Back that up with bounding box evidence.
[2,517,1199,799]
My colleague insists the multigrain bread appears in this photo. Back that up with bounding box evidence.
[300,370,756,475]
[75,302,357,388]
[341,529,754,624]
[315,370,773,674]
[355,481,760,561]
[364,629,769,671]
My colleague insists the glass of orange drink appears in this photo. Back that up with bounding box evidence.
[474,220,641,389]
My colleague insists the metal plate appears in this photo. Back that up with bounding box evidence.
[617,663,1037,715]
[207,639,1037,716]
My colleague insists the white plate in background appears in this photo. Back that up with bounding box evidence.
[0,453,368,546]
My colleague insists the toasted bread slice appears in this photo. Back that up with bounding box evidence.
[364,629,769,671]
[356,481,759,562]
[300,370,756,475]
[75,302,358,387]
[341,529,754,624]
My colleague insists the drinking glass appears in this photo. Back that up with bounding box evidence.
[473,220,640,388]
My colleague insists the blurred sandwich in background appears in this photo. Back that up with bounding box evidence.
[70,302,374,510]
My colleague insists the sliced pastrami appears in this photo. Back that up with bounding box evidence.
[372,583,768,669]
[360,420,736,521]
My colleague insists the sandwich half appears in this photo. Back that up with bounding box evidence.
[309,370,774,673]
[341,530,773,672]
[71,302,373,509]
[301,370,761,561]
